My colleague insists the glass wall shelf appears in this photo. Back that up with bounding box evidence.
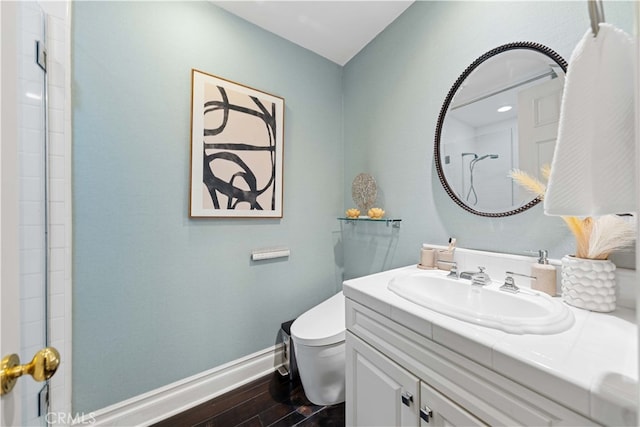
[338,217,402,228]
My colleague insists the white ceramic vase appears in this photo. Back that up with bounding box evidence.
[561,255,616,312]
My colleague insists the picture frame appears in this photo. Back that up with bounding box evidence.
[190,69,285,218]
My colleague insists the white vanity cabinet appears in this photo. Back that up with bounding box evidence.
[347,331,486,426]
[345,297,599,427]
[346,331,419,426]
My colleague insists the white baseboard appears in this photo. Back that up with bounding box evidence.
[76,344,284,426]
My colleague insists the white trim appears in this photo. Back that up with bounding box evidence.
[634,2,640,425]
[75,344,284,427]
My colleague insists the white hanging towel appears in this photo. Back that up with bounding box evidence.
[544,23,636,216]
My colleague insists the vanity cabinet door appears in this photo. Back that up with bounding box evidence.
[419,382,488,427]
[346,332,420,427]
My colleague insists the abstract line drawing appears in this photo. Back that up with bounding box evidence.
[190,69,284,218]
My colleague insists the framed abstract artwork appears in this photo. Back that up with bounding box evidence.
[190,69,285,218]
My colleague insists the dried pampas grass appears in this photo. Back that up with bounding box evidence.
[563,216,593,259]
[587,215,636,260]
[509,167,636,260]
[509,169,546,199]
[540,164,552,182]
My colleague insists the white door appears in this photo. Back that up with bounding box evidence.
[516,76,564,203]
[1,2,24,424]
[1,3,60,426]
[346,332,420,427]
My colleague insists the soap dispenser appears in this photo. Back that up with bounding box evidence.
[531,250,557,296]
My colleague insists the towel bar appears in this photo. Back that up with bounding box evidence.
[588,0,605,37]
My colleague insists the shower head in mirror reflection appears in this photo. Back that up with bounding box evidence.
[473,154,499,163]
[466,154,500,206]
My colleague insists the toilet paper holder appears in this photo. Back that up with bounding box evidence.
[251,247,290,261]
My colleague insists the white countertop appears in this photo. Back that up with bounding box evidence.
[343,264,638,426]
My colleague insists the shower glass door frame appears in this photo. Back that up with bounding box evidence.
[19,2,51,425]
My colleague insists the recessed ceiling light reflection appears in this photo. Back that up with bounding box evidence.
[497,105,512,113]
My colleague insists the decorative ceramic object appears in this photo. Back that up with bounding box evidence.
[351,173,377,212]
[367,208,385,219]
[345,208,360,219]
[561,255,616,312]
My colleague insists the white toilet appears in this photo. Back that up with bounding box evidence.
[290,291,346,406]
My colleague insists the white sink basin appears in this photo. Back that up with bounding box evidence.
[388,270,574,335]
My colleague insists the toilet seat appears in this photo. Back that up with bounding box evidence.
[291,291,345,347]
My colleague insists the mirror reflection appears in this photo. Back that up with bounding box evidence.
[435,43,567,216]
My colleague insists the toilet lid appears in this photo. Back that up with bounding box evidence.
[291,291,345,347]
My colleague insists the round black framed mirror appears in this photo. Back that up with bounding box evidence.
[434,42,568,217]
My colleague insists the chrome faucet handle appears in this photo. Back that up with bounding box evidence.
[437,260,458,279]
[447,262,459,279]
[501,271,537,293]
[500,276,520,293]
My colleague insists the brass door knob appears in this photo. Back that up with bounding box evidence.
[1,347,60,395]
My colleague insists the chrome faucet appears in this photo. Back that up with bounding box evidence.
[460,266,491,286]
[459,271,474,280]
[471,267,491,286]
[501,271,537,293]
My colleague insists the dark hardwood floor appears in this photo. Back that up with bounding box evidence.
[152,372,345,427]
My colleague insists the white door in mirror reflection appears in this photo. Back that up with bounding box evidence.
[517,77,563,205]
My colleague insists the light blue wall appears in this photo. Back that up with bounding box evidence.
[72,1,343,412]
[343,1,634,270]
[72,0,636,415]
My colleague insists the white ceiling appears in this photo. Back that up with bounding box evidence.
[211,1,415,66]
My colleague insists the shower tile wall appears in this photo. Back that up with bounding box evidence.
[18,4,47,424]
[17,1,71,425]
